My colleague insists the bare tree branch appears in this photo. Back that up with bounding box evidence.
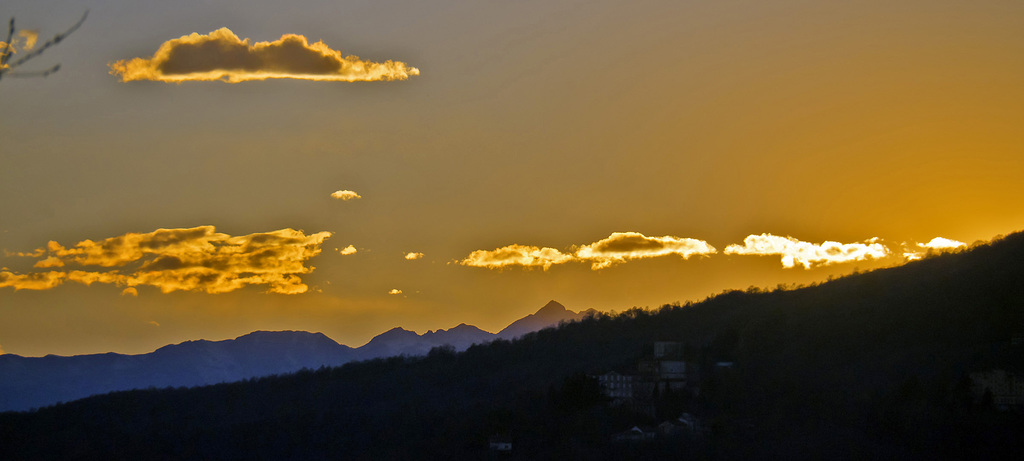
[0,10,87,82]
[0,18,15,67]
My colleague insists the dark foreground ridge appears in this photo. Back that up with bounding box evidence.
[3,232,1024,460]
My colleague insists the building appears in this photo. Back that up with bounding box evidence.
[970,369,1024,408]
[593,342,697,401]
[653,341,684,359]
[488,435,512,454]
[595,371,643,401]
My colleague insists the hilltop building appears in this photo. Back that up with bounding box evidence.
[595,371,643,401]
[971,369,1024,408]
[592,341,697,404]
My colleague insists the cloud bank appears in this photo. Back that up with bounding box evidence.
[1,226,330,294]
[109,28,420,83]
[724,234,888,269]
[331,190,362,201]
[461,232,972,271]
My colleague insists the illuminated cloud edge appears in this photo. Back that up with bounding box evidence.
[109,28,420,83]
[902,237,967,261]
[460,244,574,270]
[331,190,362,201]
[460,232,969,271]
[575,232,717,270]
[724,233,889,269]
[460,232,715,270]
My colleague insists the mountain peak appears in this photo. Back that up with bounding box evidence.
[536,300,566,315]
[497,300,581,340]
[364,327,419,345]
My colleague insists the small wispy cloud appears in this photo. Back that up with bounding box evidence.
[18,30,39,50]
[5,248,45,258]
[109,28,420,83]
[404,252,424,260]
[575,232,716,270]
[339,245,358,255]
[388,288,402,295]
[330,190,362,201]
[0,270,66,290]
[460,244,575,270]
[724,233,888,269]
[122,287,138,297]
[0,226,331,294]
[919,237,967,250]
[903,237,967,261]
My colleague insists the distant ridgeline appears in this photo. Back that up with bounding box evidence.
[0,301,588,412]
[3,233,1024,459]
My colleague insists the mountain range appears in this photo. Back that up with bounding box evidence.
[0,300,589,412]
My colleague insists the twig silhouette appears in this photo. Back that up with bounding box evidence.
[0,10,87,82]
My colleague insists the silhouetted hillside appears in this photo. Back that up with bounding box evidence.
[3,232,1024,460]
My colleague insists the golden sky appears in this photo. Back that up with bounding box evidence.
[1,0,1022,356]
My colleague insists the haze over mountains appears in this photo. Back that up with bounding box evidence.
[0,301,588,412]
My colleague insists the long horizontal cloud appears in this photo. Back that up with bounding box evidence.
[460,244,575,270]
[1,226,330,294]
[724,234,888,269]
[461,232,976,271]
[575,232,716,269]
[109,28,420,83]
[460,232,715,270]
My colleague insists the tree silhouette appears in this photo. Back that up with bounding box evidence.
[0,10,87,82]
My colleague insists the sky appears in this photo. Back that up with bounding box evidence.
[1,0,1022,357]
